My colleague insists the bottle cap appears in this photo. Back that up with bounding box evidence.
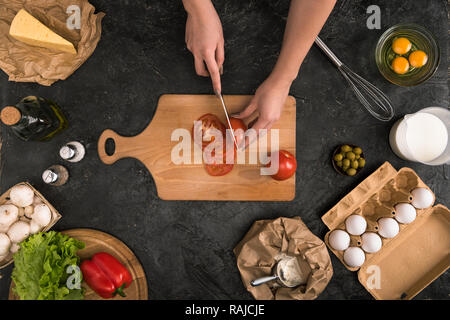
[42,169,58,184]
[1,106,21,125]
[60,145,76,160]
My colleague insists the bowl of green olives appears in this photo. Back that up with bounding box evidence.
[332,144,366,176]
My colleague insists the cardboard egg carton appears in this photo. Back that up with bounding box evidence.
[322,162,450,300]
[0,182,62,269]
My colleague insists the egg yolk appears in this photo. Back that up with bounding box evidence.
[392,37,412,55]
[392,57,410,74]
[408,50,428,68]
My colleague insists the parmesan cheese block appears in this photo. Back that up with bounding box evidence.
[9,9,77,55]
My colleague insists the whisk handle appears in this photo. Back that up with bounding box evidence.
[315,37,343,68]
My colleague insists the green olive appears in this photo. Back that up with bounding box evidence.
[358,158,366,168]
[346,152,356,160]
[342,159,350,167]
[346,168,357,176]
[341,145,352,153]
[355,154,360,160]
[334,153,343,161]
[336,160,343,167]
[351,160,359,169]
[353,147,362,155]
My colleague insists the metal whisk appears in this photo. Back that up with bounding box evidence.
[315,37,394,121]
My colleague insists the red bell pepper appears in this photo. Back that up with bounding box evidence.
[80,252,133,299]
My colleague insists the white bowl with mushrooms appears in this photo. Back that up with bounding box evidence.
[0,182,61,268]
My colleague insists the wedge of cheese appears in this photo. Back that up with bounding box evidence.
[9,9,77,55]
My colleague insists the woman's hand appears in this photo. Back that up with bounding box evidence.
[183,0,224,93]
[233,0,336,140]
[233,75,291,133]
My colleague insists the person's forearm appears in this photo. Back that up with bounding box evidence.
[271,0,336,86]
[182,0,214,16]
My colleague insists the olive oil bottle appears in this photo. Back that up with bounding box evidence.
[0,96,68,141]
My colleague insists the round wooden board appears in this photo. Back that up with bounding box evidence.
[9,229,148,300]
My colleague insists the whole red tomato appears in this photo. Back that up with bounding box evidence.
[270,150,297,181]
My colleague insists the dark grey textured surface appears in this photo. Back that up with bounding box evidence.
[0,0,448,300]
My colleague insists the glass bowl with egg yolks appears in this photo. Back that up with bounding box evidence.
[375,24,439,86]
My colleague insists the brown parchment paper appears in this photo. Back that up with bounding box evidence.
[0,0,105,86]
[234,217,333,300]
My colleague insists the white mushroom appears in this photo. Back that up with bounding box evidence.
[32,204,52,227]
[10,243,20,254]
[0,233,11,256]
[0,254,8,262]
[19,216,30,223]
[24,206,34,218]
[32,196,43,206]
[7,221,30,243]
[18,207,25,217]
[10,185,34,207]
[0,204,19,232]
[29,220,42,234]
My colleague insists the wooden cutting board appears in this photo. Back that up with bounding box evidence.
[9,229,148,300]
[98,94,296,201]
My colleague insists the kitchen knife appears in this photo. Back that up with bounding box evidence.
[215,90,239,149]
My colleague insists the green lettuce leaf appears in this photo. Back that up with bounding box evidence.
[11,231,85,300]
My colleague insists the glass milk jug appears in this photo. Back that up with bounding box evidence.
[389,107,449,165]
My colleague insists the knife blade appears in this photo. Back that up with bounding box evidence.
[215,90,239,150]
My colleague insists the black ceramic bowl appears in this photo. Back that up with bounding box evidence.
[332,144,365,176]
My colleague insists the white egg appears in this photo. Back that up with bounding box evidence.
[345,215,367,235]
[378,218,399,238]
[361,232,382,253]
[329,230,350,251]
[343,247,366,268]
[394,203,416,224]
[411,188,434,209]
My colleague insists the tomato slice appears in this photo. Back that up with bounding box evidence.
[205,163,234,176]
[192,114,226,150]
[204,144,235,176]
[192,113,236,177]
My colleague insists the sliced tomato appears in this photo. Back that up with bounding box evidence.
[204,141,235,165]
[192,113,237,177]
[192,114,226,150]
[204,141,235,176]
[205,163,234,176]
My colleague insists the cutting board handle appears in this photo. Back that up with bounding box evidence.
[98,129,126,165]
